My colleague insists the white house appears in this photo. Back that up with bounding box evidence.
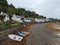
[0,11,9,22]
[4,15,9,22]
[24,18,31,23]
[12,14,23,23]
[0,11,8,16]
[34,18,45,23]
[0,11,3,15]
[34,18,50,23]
[45,18,51,22]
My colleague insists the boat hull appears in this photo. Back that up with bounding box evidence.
[8,34,23,42]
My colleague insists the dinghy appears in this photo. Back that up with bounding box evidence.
[18,32,27,36]
[22,31,30,35]
[8,34,23,41]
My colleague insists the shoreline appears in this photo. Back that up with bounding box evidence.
[45,23,60,36]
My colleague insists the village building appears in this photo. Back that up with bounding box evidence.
[4,15,9,22]
[34,18,50,23]
[0,11,8,16]
[0,11,9,22]
[0,12,24,23]
[12,14,23,23]
[24,18,31,23]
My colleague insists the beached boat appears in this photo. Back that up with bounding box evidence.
[8,34,23,41]
[18,32,27,36]
[22,31,30,35]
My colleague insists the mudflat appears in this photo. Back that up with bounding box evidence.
[27,23,60,45]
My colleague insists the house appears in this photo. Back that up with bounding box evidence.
[0,11,3,15]
[12,14,23,23]
[0,11,9,22]
[0,11,8,16]
[45,18,51,22]
[34,18,51,23]
[4,15,9,22]
[34,18,45,23]
[24,18,31,23]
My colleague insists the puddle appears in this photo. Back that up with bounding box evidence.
[53,24,60,29]
[55,33,60,36]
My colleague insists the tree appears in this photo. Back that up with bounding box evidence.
[9,4,15,8]
[0,0,8,7]
[49,18,58,23]
[7,7,15,21]
[38,15,44,19]
[43,17,46,19]
[0,0,8,12]
[0,0,47,21]
[0,5,4,12]
[0,15,5,21]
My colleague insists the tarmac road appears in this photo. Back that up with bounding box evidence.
[27,24,60,45]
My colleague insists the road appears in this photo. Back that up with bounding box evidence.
[27,24,60,45]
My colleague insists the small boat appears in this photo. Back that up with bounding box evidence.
[8,34,23,41]
[18,32,27,36]
[22,31,30,35]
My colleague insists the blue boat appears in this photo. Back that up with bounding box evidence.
[18,31,27,36]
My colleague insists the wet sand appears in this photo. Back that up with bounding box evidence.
[27,24,60,45]
[53,24,60,29]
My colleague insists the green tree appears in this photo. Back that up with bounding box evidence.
[9,4,15,8]
[7,7,15,21]
[0,0,8,7]
[0,5,4,12]
[49,18,57,22]
[0,15,5,21]
[0,0,8,12]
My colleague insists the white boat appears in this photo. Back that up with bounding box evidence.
[8,34,23,41]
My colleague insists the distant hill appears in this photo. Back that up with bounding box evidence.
[0,0,46,19]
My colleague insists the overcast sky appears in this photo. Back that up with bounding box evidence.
[7,0,60,19]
